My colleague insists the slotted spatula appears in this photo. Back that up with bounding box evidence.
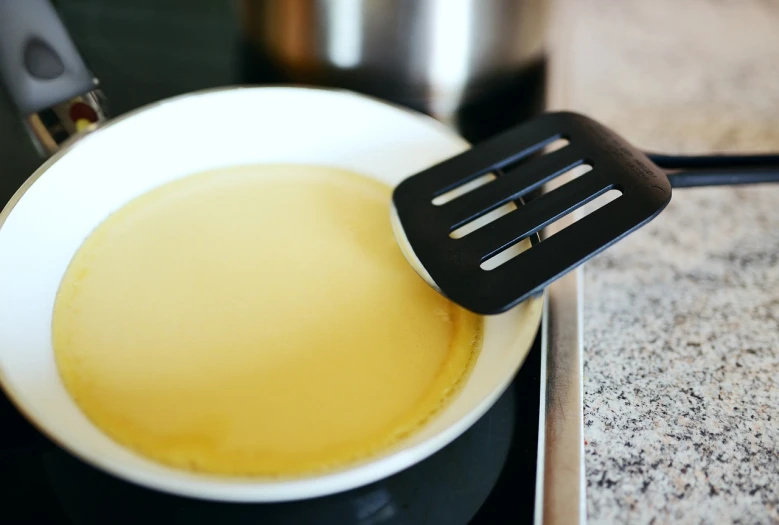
[391,111,779,315]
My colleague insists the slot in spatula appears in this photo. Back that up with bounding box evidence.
[391,111,779,315]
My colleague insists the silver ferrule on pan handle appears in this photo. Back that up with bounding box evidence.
[23,88,107,157]
[0,0,108,157]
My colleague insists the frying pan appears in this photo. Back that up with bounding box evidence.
[0,0,543,502]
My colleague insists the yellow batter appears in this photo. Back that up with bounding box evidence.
[52,164,482,477]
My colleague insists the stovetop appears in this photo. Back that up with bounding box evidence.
[0,335,542,525]
[0,2,548,523]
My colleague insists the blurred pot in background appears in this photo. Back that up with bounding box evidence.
[238,0,549,135]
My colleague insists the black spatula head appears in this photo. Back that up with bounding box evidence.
[391,111,672,315]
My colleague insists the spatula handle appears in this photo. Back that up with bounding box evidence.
[647,153,779,188]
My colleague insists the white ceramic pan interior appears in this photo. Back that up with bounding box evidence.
[0,86,542,502]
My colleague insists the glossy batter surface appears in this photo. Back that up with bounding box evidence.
[53,164,482,476]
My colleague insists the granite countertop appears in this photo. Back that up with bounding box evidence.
[555,0,779,523]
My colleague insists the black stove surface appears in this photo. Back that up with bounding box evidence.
[0,337,541,525]
[0,338,541,525]
[0,2,547,523]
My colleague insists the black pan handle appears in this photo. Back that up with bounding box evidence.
[0,0,97,114]
[647,153,779,188]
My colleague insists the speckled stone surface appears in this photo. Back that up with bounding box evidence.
[557,1,779,523]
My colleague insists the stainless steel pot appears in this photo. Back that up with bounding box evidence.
[238,0,550,126]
